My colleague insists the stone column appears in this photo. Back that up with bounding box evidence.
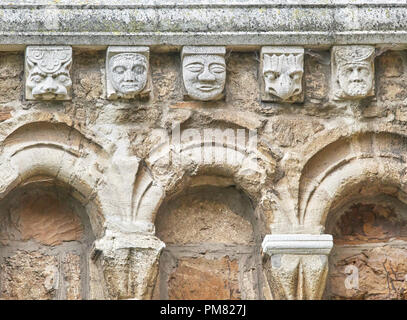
[90,226,165,300]
[262,234,333,300]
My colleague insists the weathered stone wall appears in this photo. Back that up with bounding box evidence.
[0,41,407,299]
[153,186,264,300]
[0,183,94,299]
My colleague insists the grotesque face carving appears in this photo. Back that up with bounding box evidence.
[25,46,72,100]
[182,46,226,101]
[109,53,148,96]
[332,46,375,100]
[262,48,304,102]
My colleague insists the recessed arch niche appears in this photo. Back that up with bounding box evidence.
[0,178,96,300]
[323,185,407,300]
[152,184,265,300]
[299,131,407,300]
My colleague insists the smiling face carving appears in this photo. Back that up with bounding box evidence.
[182,47,226,101]
[109,53,148,97]
[263,53,303,101]
[25,46,72,100]
[332,46,375,100]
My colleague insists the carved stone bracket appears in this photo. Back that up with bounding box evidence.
[25,46,72,101]
[90,226,165,299]
[106,46,151,100]
[331,45,375,100]
[181,46,226,101]
[260,46,304,103]
[262,234,333,300]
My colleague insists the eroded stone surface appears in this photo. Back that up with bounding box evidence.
[325,202,407,300]
[0,53,23,104]
[168,256,241,300]
[17,193,84,246]
[0,184,93,300]
[63,253,82,300]
[327,246,407,300]
[332,203,407,245]
[154,186,263,300]
[0,33,407,301]
[156,187,254,245]
[0,251,59,300]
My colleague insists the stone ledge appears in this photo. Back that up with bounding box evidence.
[1,1,407,48]
[262,234,333,255]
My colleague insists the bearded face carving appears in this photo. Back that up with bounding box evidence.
[25,46,72,101]
[261,47,304,102]
[332,45,375,100]
[181,46,226,101]
[106,46,150,100]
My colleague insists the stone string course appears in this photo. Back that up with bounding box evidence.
[0,1,407,300]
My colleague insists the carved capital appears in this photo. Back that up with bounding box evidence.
[331,45,375,100]
[91,227,165,299]
[262,234,333,300]
[106,46,151,100]
[260,46,304,103]
[25,46,72,101]
[181,46,226,101]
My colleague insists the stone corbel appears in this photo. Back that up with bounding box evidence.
[90,225,165,300]
[262,234,333,300]
[25,46,73,101]
[260,46,304,103]
[331,45,375,101]
[181,46,227,101]
[106,46,151,100]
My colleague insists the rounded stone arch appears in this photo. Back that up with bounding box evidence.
[131,133,276,233]
[298,131,407,233]
[142,131,275,300]
[0,121,118,237]
[0,111,110,151]
[0,120,125,299]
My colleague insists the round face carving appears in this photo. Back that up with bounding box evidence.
[109,53,148,96]
[182,54,226,101]
[337,63,373,98]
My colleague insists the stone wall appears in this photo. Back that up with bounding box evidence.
[153,186,264,300]
[0,183,94,299]
[1,1,407,300]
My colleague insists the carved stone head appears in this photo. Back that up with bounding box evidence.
[260,47,304,102]
[332,45,375,100]
[25,46,72,101]
[181,46,226,101]
[106,46,150,100]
